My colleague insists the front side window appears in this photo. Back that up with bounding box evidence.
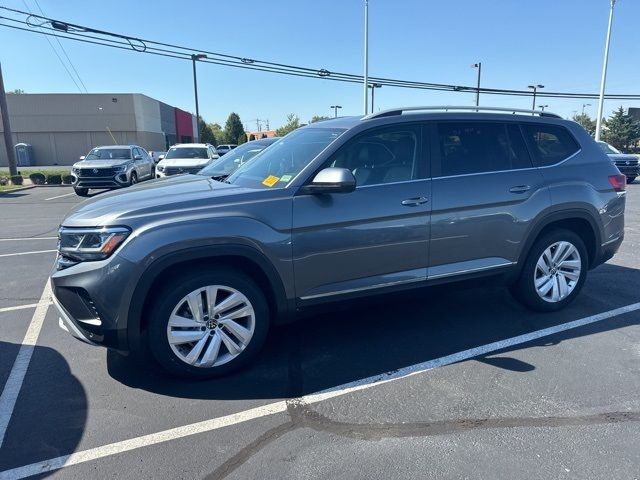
[435,122,532,177]
[85,148,132,160]
[521,124,580,167]
[165,147,209,159]
[323,125,422,186]
[226,128,344,189]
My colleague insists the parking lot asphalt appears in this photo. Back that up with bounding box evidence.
[0,185,639,479]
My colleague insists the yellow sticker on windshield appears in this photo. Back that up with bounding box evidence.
[262,175,280,187]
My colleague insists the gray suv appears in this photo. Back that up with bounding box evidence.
[51,106,626,379]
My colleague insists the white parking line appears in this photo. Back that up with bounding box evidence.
[1,300,638,479]
[0,250,57,258]
[44,192,75,201]
[0,282,51,449]
[0,303,51,314]
[0,237,57,242]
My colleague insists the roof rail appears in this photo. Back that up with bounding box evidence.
[362,106,562,120]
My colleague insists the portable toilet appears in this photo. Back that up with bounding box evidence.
[15,143,34,166]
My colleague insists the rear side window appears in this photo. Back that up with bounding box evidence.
[520,124,580,167]
[435,122,532,176]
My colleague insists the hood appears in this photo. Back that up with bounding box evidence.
[74,160,131,169]
[61,175,266,227]
[157,158,212,168]
[607,153,638,161]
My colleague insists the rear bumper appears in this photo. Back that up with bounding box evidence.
[594,234,624,267]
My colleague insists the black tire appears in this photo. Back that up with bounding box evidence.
[129,171,138,186]
[73,186,89,197]
[510,229,588,312]
[147,268,270,379]
[627,176,636,184]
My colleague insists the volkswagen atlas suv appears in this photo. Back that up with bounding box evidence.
[51,106,626,379]
[71,145,155,196]
[155,143,218,177]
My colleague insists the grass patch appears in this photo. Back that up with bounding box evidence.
[0,167,70,177]
[0,184,28,193]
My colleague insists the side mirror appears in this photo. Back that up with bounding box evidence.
[134,154,142,160]
[79,155,85,161]
[300,167,356,194]
[158,155,165,161]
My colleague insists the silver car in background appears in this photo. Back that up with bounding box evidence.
[71,145,155,196]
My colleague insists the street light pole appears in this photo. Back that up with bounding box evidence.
[368,83,381,113]
[363,0,369,115]
[527,84,544,113]
[595,0,617,141]
[582,103,592,115]
[191,54,206,141]
[0,62,17,177]
[471,62,481,106]
[538,105,549,112]
[330,105,342,118]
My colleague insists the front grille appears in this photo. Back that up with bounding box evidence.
[77,167,116,177]
[164,166,202,175]
[614,159,639,167]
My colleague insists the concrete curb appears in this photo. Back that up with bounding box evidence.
[0,185,35,196]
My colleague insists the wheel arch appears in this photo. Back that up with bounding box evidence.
[126,245,292,353]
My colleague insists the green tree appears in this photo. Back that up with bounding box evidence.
[309,115,330,123]
[601,106,640,151]
[249,134,256,141]
[198,117,216,145]
[571,113,596,136]
[237,133,247,145]
[9,89,24,94]
[209,123,225,146]
[261,133,268,139]
[276,113,301,136]
[223,113,246,144]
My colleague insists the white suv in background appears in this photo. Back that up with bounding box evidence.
[155,143,219,177]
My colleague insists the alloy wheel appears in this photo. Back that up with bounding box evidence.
[166,285,255,368]
[534,241,582,303]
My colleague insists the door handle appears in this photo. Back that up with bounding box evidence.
[401,197,429,206]
[509,185,531,194]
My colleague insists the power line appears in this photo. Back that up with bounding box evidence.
[1,6,639,101]
[32,0,88,92]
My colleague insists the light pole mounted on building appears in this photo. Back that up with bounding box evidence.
[191,54,207,141]
[0,62,17,177]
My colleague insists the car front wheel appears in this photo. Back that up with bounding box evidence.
[73,186,89,196]
[511,229,588,312]
[147,268,270,378]
[129,171,138,186]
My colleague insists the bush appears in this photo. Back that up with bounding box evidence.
[29,172,46,185]
[62,174,75,185]
[0,176,8,186]
[46,174,62,185]
[10,175,23,185]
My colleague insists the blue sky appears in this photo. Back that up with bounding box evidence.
[1,0,639,129]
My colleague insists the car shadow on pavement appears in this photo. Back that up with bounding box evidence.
[107,263,640,401]
[0,340,87,474]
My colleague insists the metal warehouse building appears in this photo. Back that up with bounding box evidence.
[0,93,199,166]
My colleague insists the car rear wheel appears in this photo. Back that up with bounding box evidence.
[129,171,138,186]
[511,229,588,312]
[147,268,269,378]
[73,186,89,197]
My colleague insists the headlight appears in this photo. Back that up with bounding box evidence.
[114,164,128,173]
[156,164,164,172]
[58,226,131,263]
[72,167,80,174]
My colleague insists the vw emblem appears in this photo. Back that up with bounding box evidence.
[626,160,630,165]
[92,168,99,174]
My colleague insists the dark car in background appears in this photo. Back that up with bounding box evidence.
[597,141,639,183]
[199,137,279,181]
[71,145,155,196]
[216,144,237,156]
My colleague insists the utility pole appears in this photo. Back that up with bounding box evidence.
[363,0,369,115]
[368,83,381,113]
[471,62,481,106]
[595,0,617,141]
[582,103,591,115]
[191,54,206,141]
[0,63,17,177]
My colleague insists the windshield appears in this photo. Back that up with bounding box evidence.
[85,148,131,160]
[199,142,270,177]
[597,142,621,155]
[165,147,209,159]
[226,128,344,189]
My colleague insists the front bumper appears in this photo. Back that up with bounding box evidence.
[614,164,640,177]
[73,173,129,189]
[53,291,98,346]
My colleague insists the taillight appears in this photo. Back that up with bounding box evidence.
[608,174,626,192]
